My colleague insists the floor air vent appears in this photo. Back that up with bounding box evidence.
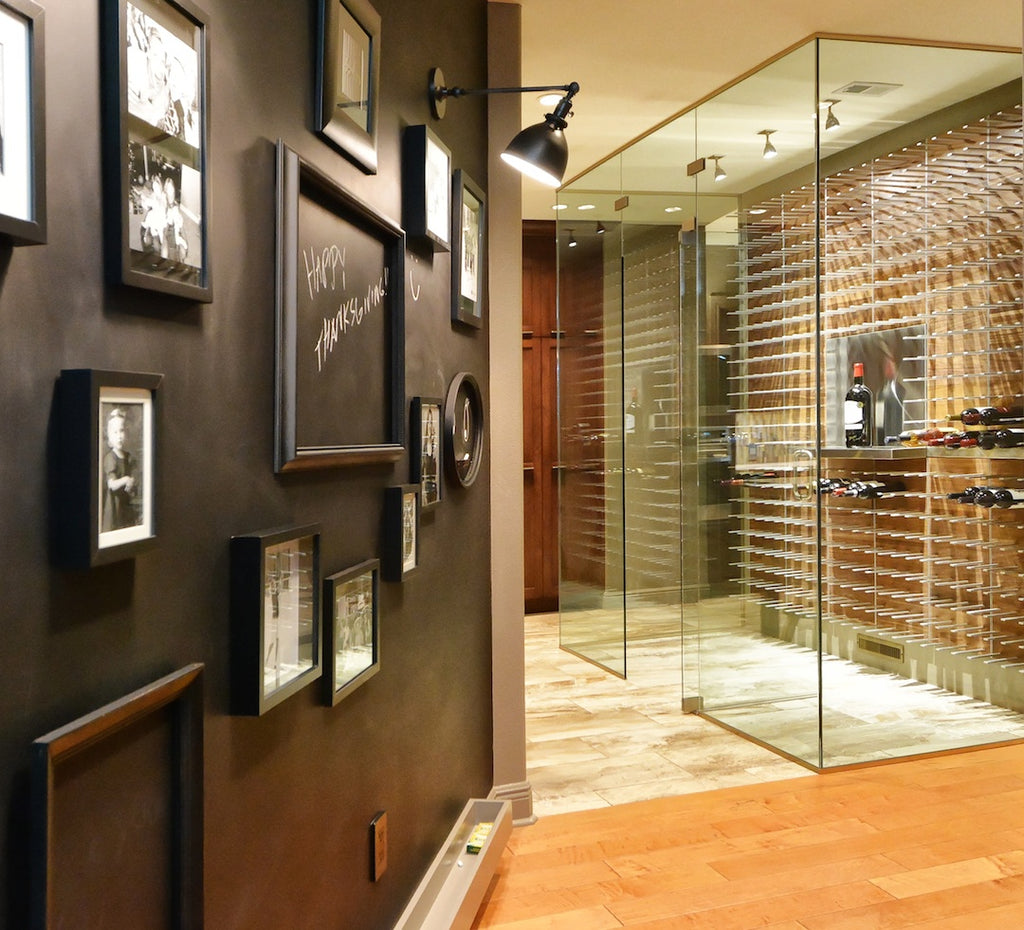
[857,635,904,662]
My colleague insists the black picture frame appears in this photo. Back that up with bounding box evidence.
[324,559,380,705]
[31,663,204,930]
[451,170,485,328]
[102,0,211,301]
[410,396,442,509]
[230,524,322,716]
[444,372,484,488]
[315,0,380,174]
[0,0,46,246]
[52,368,161,569]
[382,485,418,582]
[402,124,451,251]
[275,140,406,472]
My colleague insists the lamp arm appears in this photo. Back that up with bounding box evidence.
[438,82,579,101]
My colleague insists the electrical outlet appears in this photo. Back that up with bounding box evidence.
[370,811,388,881]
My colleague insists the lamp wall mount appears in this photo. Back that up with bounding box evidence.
[429,67,578,121]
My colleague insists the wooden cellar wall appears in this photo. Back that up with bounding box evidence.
[733,102,1024,679]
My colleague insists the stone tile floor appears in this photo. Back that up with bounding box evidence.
[525,607,1024,816]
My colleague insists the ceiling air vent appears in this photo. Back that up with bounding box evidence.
[832,81,902,97]
[857,634,904,662]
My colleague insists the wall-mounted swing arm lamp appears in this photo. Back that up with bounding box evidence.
[429,66,580,187]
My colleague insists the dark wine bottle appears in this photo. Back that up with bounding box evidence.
[990,488,1024,508]
[979,405,1023,425]
[993,429,1024,449]
[834,479,906,499]
[948,486,983,503]
[844,362,872,448]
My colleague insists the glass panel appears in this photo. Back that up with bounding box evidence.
[688,39,823,767]
[557,158,627,676]
[816,38,1024,765]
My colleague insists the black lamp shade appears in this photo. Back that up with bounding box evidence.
[501,121,569,188]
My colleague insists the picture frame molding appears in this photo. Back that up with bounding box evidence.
[409,395,443,510]
[53,368,162,569]
[31,663,204,930]
[101,0,212,301]
[0,0,46,246]
[324,558,380,706]
[451,169,486,329]
[230,524,323,716]
[402,123,451,251]
[315,0,381,174]
[275,140,406,472]
[382,484,419,582]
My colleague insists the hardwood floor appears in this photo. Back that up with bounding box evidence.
[473,742,1024,928]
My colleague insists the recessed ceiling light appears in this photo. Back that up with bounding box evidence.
[748,207,767,215]
[552,203,567,211]
[664,206,683,213]
[578,204,595,211]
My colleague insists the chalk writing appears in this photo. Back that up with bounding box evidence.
[313,268,389,372]
[302,244,346,300]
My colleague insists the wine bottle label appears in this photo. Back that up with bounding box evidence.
[844,400,864,429]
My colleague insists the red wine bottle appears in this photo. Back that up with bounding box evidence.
[993,429,1024,449]
[948,486,984,503]
[990,488,1024,508]
[844,363,872,448]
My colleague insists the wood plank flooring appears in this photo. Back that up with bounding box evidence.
[472,742,1024,929]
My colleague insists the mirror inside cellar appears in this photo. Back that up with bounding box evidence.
[556,35,1024,768]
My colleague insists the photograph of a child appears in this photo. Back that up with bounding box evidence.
[97,387,152,549]
[100,403,143,533]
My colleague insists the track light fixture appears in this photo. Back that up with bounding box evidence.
[567,229,577,248]
[429,67,580,187]
[823,99,840,131]
[710,154,726,181]
[596,221,607,235]
[758,129,778,159]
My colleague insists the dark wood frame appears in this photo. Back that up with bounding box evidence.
[52,368,162,569]
[382,485,419,582]
[0,0,46,245]
[444,371,484,488]
[315,0,380,173]
[324,558,380,705]
[230,524,322,716]
[451,169,486,328]
[409,396,443,510]
[31,663,204,930]
[101,0,212,301]
[274,140,406,471]
[402,124,451,251]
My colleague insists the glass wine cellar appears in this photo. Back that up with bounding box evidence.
[556,36,1024,768]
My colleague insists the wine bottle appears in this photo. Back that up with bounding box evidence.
[834,479,906,499]
[993,429,1024,449]
[898,428,946,445]
[817,477,849,495]
[947,405,1024,425]
[877,377,905,444]
[990,488,1024,508]
[720,471,779,486]
[625,387,639,436]
[947,486,984,503]
[844,362,872,448]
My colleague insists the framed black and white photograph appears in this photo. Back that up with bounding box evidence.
[52,369,161,569]
[402,124,451,251]
[32,664,204,930]
[230,524,322,716]
[324,559,379,706]
[102,0,210,300]
[315,0,380,174]
[444,371,484,488]
[451,170,485,328]
[382,485,418,582]
[0,0,45,245]
[410,396,442,509]
[275,140,405,471]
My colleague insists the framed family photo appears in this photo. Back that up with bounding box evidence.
[324,559,379,705]
[0,0,46,245]
[230,525,322,716]
[275,141,405,471]
[382,485,418,582]
[102,0,211,300]
[402,124,451,251]
[53,369,161,569]
[451,170,485,328]
[409,396,442,509]
[315,0,380,173]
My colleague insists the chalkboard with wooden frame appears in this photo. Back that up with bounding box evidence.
[274,140,406,472]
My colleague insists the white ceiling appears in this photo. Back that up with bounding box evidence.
[509,0,1023,218]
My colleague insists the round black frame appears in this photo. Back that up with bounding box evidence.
[443,372,484,488]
